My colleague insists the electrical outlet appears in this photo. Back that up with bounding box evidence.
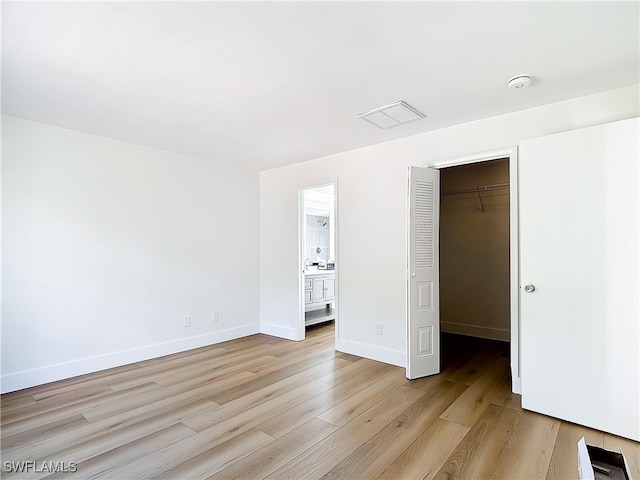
[184,315,191,327]
[376,323,383,335]
[212,311,219,322]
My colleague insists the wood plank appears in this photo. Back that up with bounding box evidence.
[6,345,230,406]
[321,381,468,480]
[2,395,220,463]
[440,334,486,374]
[41,423,195,480]
[317,369,409,427]
[1,382,162,437]
[264,386,426,480]
[256,362,398,439]
[213,419,337,480]
[182,369,337,432]
[151,429,274,479]
[435,404,560,480]
[444,341,503,385]
[404,371,451,392]
[208,350,347,405]
[484,408,560,479]
[82,367,256,423]
[435,403,517,480]
[438,355,508,427]
[1,414,90,450]
[107,351,276,391]
[490,375,522,410]
[30,384,116,405]
[316,358,394,386]
[191,379,333,436]
[375,419,470,480]
[3,383,147,424]
[107,381,333,478]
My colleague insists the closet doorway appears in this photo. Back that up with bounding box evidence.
[408,148,520,391]
[439,158,510,342]
[434,158,513,399]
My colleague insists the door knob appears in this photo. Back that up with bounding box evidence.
[524,284,536,293]
[411,273,416,277]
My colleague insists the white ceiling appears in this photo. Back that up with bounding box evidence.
[2,1,638,171]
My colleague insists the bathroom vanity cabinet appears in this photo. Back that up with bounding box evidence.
[304,270,335,326]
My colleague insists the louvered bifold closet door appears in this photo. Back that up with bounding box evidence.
[407,166,441,379]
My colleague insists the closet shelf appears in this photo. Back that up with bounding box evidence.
[441,183,509,196]
[441,183,509,213]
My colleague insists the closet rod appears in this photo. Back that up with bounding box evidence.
[441,183,509,196]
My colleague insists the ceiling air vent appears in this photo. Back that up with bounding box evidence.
[358,101,425,129]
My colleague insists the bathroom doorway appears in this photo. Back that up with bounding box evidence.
[298,183,337,340]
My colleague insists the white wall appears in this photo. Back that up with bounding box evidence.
[259,85,639,366]
[2,116,260,393]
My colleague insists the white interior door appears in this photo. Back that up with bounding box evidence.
[407,166,440,379]
[519,118,639,441]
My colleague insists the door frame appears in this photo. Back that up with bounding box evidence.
[297,179,339,342]
[424,147,521,394]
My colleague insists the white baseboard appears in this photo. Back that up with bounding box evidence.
[0,323,259,394]
[336,338,405,368]
[259,322,300,341]
[441,321,510,342]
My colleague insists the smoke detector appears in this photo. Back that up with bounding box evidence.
[507,74,532,90]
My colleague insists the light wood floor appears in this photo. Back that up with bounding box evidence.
[1,322,638,479]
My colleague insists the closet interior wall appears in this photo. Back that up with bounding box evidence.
[440,158,510,341]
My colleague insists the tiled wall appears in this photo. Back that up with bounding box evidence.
[305,215,330,262]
